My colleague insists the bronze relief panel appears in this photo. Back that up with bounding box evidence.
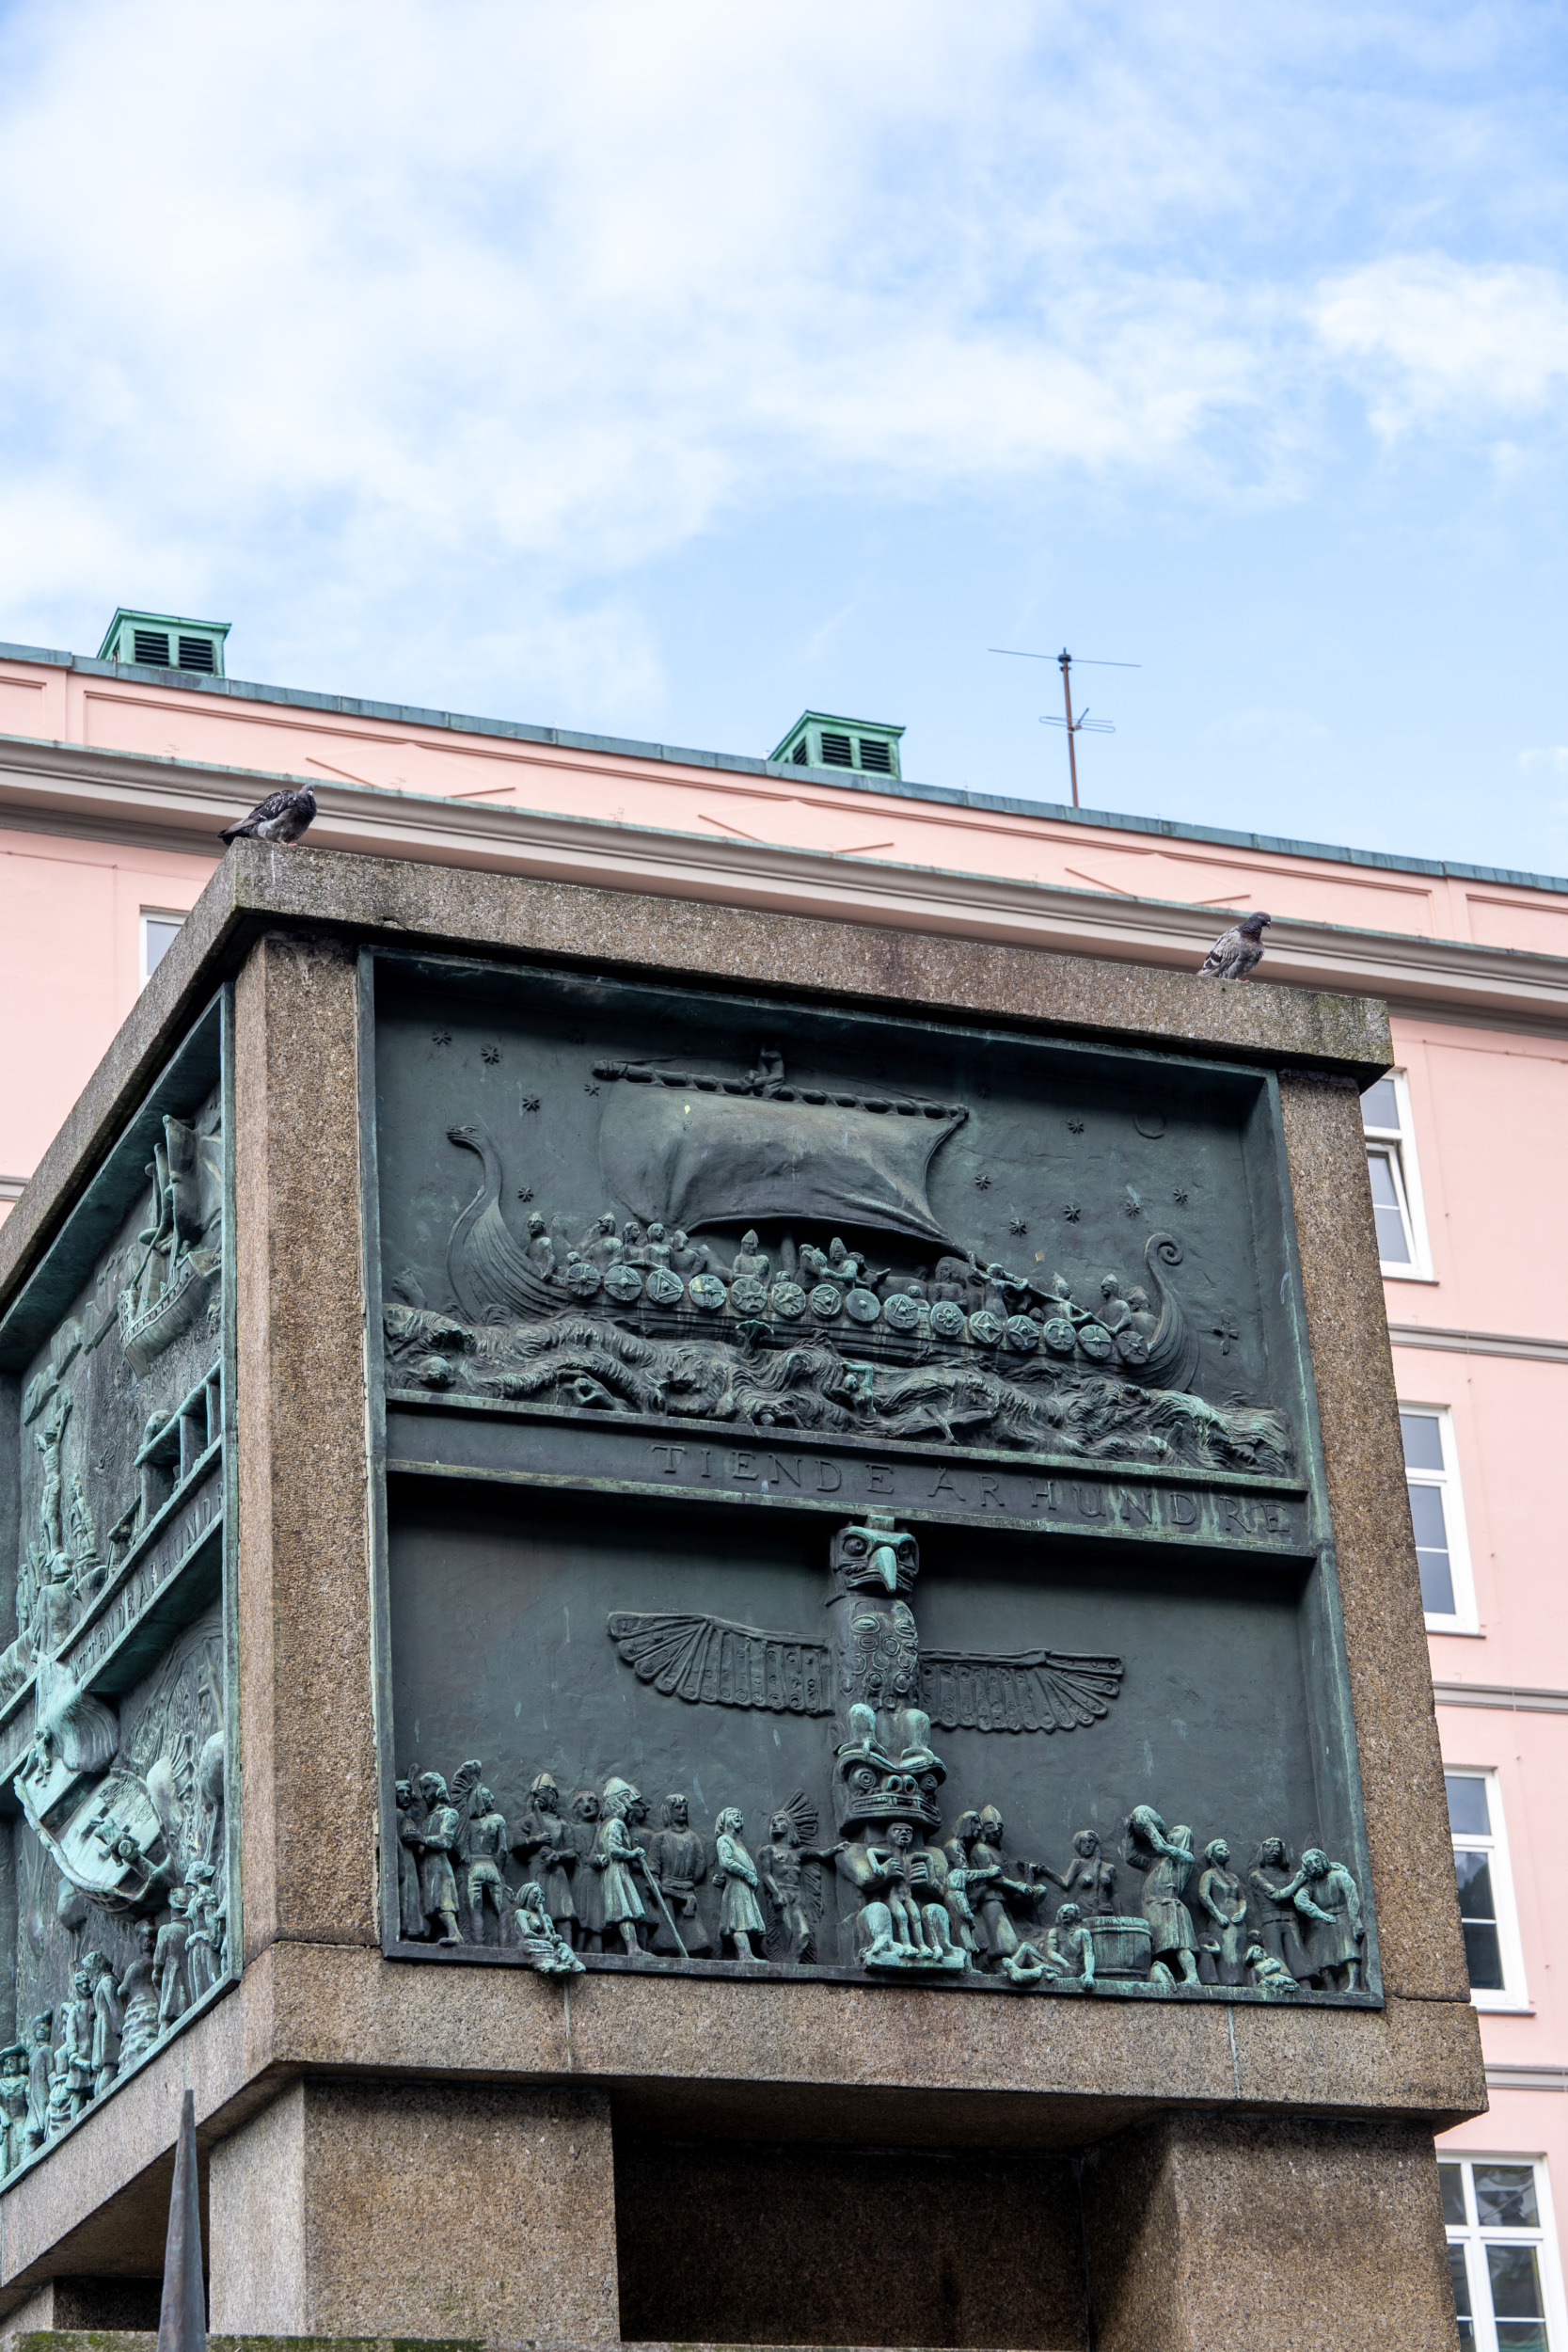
[369,954,1370,2006]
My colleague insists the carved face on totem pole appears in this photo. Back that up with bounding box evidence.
[829,1518,924,1734]
[823,1520,944,1840]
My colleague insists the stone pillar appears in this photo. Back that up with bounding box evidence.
[233,930,379,1963]
[1080,2112,1457,2350]
[208,2078,619,2339]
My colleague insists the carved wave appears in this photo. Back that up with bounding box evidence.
[385,1303,1294,1476]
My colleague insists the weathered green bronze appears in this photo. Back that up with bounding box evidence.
[0,993,236,2182]
[366,950,1375,2002]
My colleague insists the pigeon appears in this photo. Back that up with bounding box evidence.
[220,785,317,845]
[1197,911,1271,979]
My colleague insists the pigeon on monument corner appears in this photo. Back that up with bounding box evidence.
[219,785,317,846]
[1197,911,1271,979]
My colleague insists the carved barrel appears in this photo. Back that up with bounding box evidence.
[1085,1915,1154,1980]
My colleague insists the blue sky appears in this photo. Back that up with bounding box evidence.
[2,3,1567,872]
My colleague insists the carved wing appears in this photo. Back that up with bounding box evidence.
[918,1646,1123,1733]
[607,1612,832,1715]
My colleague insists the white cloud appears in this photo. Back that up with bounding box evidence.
[0,1,1561,716]
[0,0,1293,703]
[1519,747,1568,775]
[1313,256,1568,435]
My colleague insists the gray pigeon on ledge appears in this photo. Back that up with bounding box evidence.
[1198,911,1271,978]
[220,785,317,845]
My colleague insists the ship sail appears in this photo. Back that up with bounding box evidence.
[598,1080,964,1248]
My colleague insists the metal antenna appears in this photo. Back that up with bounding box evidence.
[990,647,1140,807]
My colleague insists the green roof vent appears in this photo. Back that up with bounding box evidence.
[769,709,904,779]
[98,608,230,678]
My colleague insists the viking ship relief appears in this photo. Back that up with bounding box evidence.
[383,1045,1292,1474]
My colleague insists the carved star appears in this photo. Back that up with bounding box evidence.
[974,1174,991,1190]
[1009,1217,1027,1235]
[432,1030,452,1047]
[1068,1118,1085,1135]
[516,1186,534,1202]
[1172,1186,1189,1206]
[585,1081,601,1096]
[1063,1203,1081,1221]
[522,1094,541,1112]
[1124,1188,1142,1218]
[482,1044,500,1064]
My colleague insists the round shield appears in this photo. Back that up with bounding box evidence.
[603,1263,642,1303]
[644,1265,684,1307]
[564,1260,602,1298]
[1004,1315,1039,1352]
[881,1292,921,1331]
[1115,1327,1150,1365]
[769,1280,807,1319]
[968,1309,1003,1346]
[929,1299,967,1340]
[810,1282,843,1319]
[1041,1316,1077,1355]
[689,1274,727,1311]
[845,1287,881,1324]
[729,1277,769,1316]
[1077,1321,1114,1359]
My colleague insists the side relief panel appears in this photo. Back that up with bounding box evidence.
[0,994,234,2178]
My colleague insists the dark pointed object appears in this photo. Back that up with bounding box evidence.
[157,2089,205,2352]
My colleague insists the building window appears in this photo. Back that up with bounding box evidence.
[1442,2154,1563,2350]
[1401,1406,1476,1630]
[140,912,185,987]
[1447,1770,1528,2010]
[1361,1071,1431,1277]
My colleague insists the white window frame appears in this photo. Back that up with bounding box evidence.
[139,909,187,989]
[1402,1402,1479,1635]
[1448,1766,1530,2012]
[1440,2151,1567,2351]
[1362,1068,1434,1279]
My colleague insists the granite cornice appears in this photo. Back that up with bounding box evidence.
[0,840,1395,1315]
[0,1935,1488,2300]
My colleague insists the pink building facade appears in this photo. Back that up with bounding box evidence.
[3,628,1565,2344]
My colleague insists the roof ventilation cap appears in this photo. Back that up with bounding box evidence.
[98,609,230,678]
[768,710,904,779]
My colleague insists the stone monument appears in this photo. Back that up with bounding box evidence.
[0,844,1483,2349]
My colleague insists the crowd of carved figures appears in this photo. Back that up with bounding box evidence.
[0,1862,228,2175]
[453,1201,1177,1365]
[0,1083,230,2180]
[395,1764,1364,1997]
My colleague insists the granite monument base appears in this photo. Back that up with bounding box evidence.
[0,845,1484,2352]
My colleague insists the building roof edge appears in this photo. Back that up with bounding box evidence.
[1,638,1564,899]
